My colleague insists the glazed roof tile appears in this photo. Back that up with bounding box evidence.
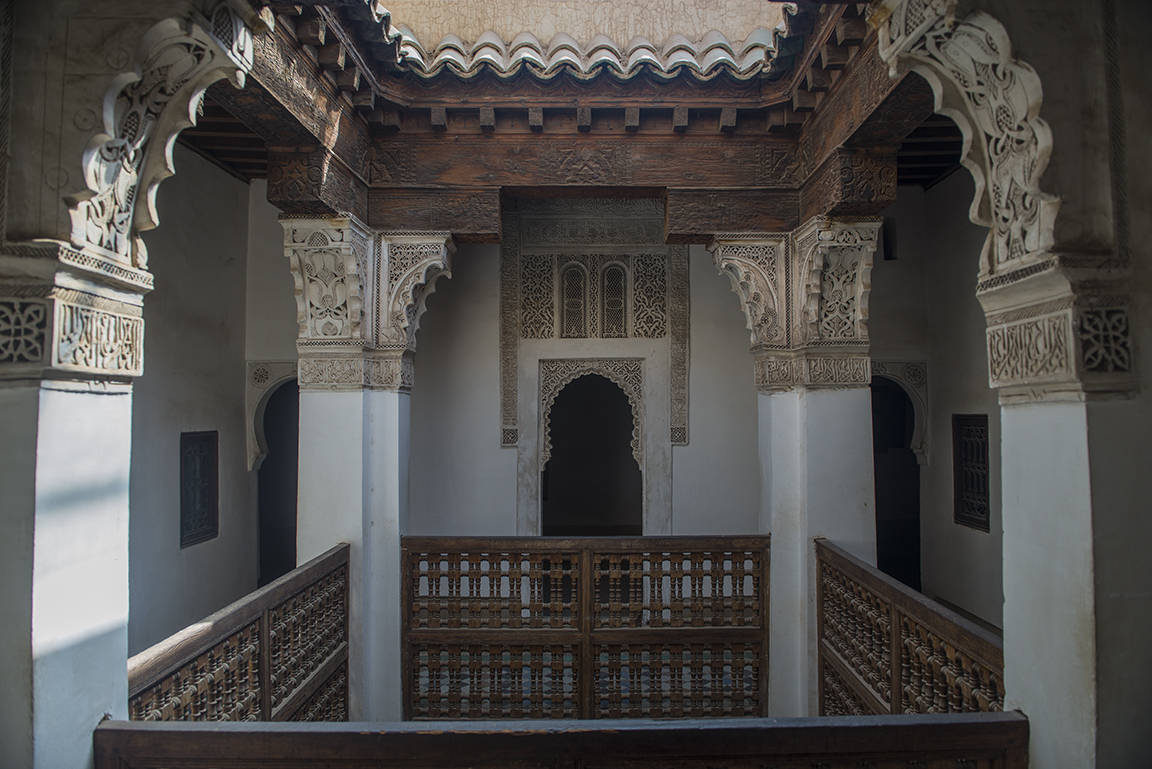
[388,23,789,81]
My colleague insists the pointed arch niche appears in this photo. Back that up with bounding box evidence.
[504,198,682,536]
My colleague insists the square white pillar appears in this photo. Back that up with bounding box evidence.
[764,387,876,717]
[0,382,132,769]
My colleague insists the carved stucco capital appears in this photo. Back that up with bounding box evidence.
[282,219,453,392]
[376,231,454,352]
[708,234,789,348]
[282,215,371,348]
[715,218,879,393]
[793,216,880,348]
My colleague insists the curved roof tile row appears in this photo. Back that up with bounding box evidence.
[388,24,788,81]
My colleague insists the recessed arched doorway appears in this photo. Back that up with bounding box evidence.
[258,379,299,586]
[871,375,921,591]
[542,374,642,536]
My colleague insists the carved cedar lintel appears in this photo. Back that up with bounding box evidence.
[800,149,898,222]
[713,217,880,393]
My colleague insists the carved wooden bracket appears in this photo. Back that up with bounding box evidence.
[267,148,368,222]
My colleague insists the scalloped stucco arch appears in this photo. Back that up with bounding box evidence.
[871,0,1060,277]
[66,2,261,269]
[539,359,644,471]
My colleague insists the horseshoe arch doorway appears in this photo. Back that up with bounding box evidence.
[541,374,643,536]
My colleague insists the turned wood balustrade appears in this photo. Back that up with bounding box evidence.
[127,544,350,723]
[402,536,770,719]
[816,540,1005,717]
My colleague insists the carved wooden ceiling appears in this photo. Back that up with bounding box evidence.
[196,1,960,236]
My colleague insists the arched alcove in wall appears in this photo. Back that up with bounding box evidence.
[542,374,643,536]
[258,379,299,586]
[871,375,921,591]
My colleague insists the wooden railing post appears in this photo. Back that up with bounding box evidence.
[579,545,593,719]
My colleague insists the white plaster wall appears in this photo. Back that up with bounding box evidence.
[672,244,759,534]
[130,144,257,654]
[409,244,518,534]
[245,180,298,362]
[871,187,930,361]
[920,171,1003,628]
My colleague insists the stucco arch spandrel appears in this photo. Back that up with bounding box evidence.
[870,0,1060,276]
[539,359,644,472]
[65,3,264,269]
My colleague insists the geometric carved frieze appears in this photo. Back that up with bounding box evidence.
[296,350,414,394]
[539,358,644,471]
[0,283,145,379]
[66,7,256,269]
[500,199,688,447]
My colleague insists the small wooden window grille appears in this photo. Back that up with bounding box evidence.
[952,414,990,532]
[601,265,627,338]
[560,265,587,338]
[180,431,219,548]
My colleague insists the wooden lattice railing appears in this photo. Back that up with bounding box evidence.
[128,544,349,722]
[402,536,770,720]
[816,540,1005,717]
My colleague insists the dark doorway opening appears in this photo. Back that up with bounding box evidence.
[258,379,299,586]
[542,374,642,536]
[871,375,921,591]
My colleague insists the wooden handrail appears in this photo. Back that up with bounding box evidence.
[94,712,1029,769]
[403,535,770,720]
[815,539,1004,716]
[128,543,350,722]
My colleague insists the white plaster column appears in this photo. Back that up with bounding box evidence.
[977,269,1138,767]
[712,216,881,717]
[0,4,260,763]
[285,219,451,720]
